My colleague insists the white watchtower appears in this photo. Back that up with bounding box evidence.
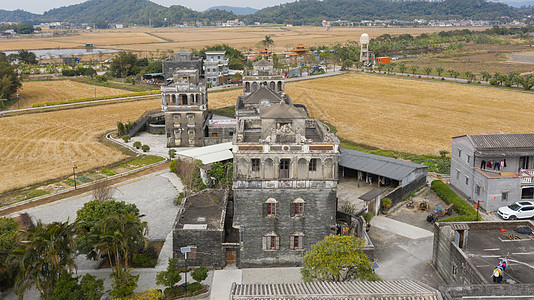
[360,33,370,65]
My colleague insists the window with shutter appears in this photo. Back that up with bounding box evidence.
[290,236,295,249]
[275,236,280,250]
[290,235,304,250]
[294,203,304,216]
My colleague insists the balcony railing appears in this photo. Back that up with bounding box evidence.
[521,169,534,184]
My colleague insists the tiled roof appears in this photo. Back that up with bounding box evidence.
[466,133,534,150]
[230,280,443,300]
[260,101,308,119]
[339,148,427,181]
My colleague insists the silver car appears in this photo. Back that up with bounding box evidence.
[498,201,534,220]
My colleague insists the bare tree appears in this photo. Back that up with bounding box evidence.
[174,157,202,199]
[92,179,116,202]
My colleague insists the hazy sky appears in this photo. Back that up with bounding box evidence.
[2,0,297,14]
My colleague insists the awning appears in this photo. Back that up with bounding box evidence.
[359,188,385,201]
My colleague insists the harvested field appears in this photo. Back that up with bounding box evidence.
[283,73,534,156]
[0,92,234,194]
[14,80,131,109]
[0,26,489,53]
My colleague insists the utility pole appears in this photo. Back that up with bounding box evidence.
[72,161,77,189]
[180,246,190,292]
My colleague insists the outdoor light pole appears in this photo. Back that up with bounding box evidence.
[180,246,190,292]
[72,161,77,189]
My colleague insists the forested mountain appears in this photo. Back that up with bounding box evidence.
[206,6,258,15]
[0,0,528,26]
[245,0,522,25]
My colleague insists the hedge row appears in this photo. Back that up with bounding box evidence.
[112,288,162,300]
[32,90,160,107]
[430,180,481,221]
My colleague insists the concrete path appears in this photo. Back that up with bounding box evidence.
[371,216,433,239]
[210,267,242,300]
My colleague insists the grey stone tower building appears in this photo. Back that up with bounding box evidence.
[232,60,340,267]
[160,69,208,147]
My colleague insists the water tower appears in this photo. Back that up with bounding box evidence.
[360,33,370,65]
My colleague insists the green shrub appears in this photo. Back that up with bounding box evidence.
[132,243,158,268]
[133,141,142,149]
[174,192,185,206]
[361,212,372,223]
[101,168,115,176]
[122,135,131,142]
[191,265,208,283]
[50,272,104,300]
[109,269,139,298]
[117,122,126,136]
[381,197,392,210]
[95,75,108,82]
[431,180,480,220]
[141,145,150,152]
[113,288,162,300]
[156,258,181,290]
[168,149,176,159]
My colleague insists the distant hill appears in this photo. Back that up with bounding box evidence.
[0,0,529,26]
[0,9,39,23]
[245,0,522,25]
[206,6,258,15]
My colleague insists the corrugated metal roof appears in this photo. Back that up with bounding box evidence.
[339,148,427,181]
[230,280,442,300]
[467,133,534,150]
[178,142,233,165]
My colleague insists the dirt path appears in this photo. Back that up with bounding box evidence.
[0,162,170,217]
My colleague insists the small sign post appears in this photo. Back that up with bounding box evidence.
[180,246,191,291]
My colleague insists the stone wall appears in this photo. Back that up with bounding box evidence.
[173,229,225,269]
[233,188,337,268]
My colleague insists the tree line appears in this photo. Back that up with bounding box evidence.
[1,0,529,26]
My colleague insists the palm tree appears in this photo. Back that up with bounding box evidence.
[465,71,476,83]
[435,66,444,76]
[261,35,274,53]
[92,212,148,276]
[410,65,419,75]
[424,66,433,76]
[8,221,78,299]
[448,69,459,80]
[397,63,406,74]
[480,71,492,83]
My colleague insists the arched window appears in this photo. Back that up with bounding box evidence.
[263,198,277,217]
[245,82,250,93]
[277,81,283,92]
[291,198,305,217]
[324,158,335,179]
[269,81,275,90]
[252,82,258,91]
[298,158,308,180]
[264,158,274,178]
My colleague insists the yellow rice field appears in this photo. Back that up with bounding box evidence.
[0,26,489,53]
[14,80,130,109]
[284,73,534,155]
[0,91,235,193]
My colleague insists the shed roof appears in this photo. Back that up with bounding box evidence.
[229,280,442,300]
[359,188,385,201]
[253,59,273,66]
[176,189,227,231]
[339,148,427,181]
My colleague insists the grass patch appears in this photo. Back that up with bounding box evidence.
[118,155,164,168]
[77,176,93,183]
[63,178,80,186]
[73,77,153,92]
[211,105,236,118]
[101,168,116,176]
[32,90,160,107]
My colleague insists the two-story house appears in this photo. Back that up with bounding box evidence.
[450,133,534,211]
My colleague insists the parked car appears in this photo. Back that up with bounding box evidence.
[498,201,534,220]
